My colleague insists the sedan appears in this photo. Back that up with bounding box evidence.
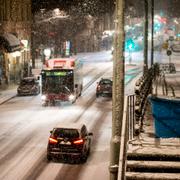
[17,77,40,96]
[96,78,112,98]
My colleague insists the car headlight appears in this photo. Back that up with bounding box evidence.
[41,95,47,101]
[69,94,75,101]
[32,86,37,90]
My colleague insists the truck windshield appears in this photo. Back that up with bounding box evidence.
[42,70,73,94]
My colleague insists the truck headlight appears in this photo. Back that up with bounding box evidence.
[69,94,75,101]
[41,95,47,101]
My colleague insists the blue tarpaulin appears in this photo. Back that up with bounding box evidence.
[148,95,180,138]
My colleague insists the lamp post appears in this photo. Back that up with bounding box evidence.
[109,0,125,179]
[151,0,154,67]
[31,15,36,69]
[43,48,51,64]
[143,0,149,74]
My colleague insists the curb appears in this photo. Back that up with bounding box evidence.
[0,95,17,105]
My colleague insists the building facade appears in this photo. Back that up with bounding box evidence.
[0,0,31,88]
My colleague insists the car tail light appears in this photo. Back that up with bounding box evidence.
[49,137,58,144]
[73,138,84,145]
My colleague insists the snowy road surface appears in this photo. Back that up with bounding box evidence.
[0,51,141,180]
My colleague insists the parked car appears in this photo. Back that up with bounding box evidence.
[96,78,112,97]
[47,123,93,163]
[17,77,40,96]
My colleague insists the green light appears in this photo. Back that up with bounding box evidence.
[45,71,67,76]
[125,38,135,51]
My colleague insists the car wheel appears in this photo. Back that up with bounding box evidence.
[81,154,87,163]
[79,85,83,97]
[87,146,90,155]
[81,149,88,163]
[36,89,40,95]
[42,101,48,107]
[49,100,55,106]
[47,154,52,161]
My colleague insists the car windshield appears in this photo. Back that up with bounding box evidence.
[100,79,112,85]
[53,128,79,139]
[20,79,35,85]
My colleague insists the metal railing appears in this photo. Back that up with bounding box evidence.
[118,95,135,180]
[134,63,159,135]
[117,64,159,180]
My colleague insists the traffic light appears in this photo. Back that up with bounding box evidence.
[125,38,135,51]
[154,22,162,32]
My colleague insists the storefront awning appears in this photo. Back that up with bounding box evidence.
[0,33,21,52]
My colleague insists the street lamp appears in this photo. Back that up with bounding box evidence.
[43,48,51,60]
[53,8,60,16]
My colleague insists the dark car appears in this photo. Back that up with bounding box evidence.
[47,123,93,163]
[96,78,112,97]
[17,77,40,96]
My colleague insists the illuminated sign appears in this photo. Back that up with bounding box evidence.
[20,40,28,48]
[64,41,71,56]
[45,71,67,76]
[54,61,65,67]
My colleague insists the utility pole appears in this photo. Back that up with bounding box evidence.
[31,15,36,69]
[109,0,125,179]
[151,0,154,66]
[143,0,149,74]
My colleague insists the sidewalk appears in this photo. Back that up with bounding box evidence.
[0,85,17,105]
[0,58,43,105]
[126,57,180,179]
